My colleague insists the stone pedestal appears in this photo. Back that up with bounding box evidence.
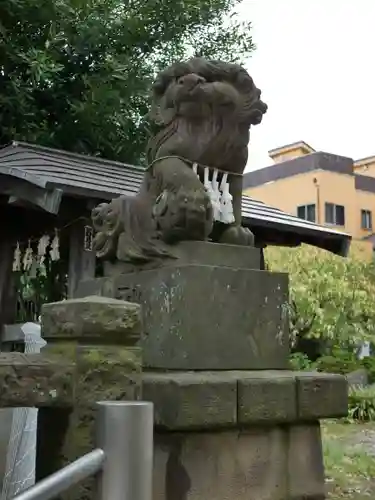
[153,427,325,500]
[76,241,348,500]
[78,244,289,370]
[145,370,346,500]
[38,296,143,500]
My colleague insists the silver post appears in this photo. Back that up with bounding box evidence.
[95,401,154,500]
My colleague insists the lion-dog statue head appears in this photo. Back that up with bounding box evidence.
[147,58,267,174]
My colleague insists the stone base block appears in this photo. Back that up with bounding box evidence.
[103,241,262,275]
[288,424,325,500]
[143,370,348,430]
[153,424,325,500]
[83,265,290,370]
[41,296,141,344]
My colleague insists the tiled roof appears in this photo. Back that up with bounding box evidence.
[0,142,351,255]
[0,141,144,198]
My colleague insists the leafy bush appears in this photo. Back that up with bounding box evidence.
[348,385,375,422]
[312,352,375,382]
[314,352,359,375]
[288,352,313,371]
[359,356,375,384]
[266,245,375,351]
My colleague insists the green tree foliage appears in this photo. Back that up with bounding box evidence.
[0,0,255,163]
[266,245,375,350]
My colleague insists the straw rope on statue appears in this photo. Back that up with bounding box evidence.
[148,155,237,226]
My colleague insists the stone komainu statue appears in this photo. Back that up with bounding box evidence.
[92,58,267,263]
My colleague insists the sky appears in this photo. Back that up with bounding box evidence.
[238,0,375,171]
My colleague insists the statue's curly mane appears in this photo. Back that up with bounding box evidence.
[151,58,267,125]
[146,58,267,170]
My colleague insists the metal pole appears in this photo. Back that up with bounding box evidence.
[95,401,154,500]
[11,449,105,500]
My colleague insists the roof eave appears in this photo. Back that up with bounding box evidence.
[0,171,62,214]
[245,215,351,257]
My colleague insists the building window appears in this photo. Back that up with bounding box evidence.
[361,209,372,230]
[325,203,345,226]
[297,204,316,222]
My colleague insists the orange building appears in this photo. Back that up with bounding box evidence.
[243,141,375,260]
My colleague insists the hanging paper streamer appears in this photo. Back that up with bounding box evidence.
[50,230,60,261]
[203,166,214,206]
[84,226,94,252]
[219,173,235,224]
[204,167,221,221]
[12,243,21,272]
[37,235,50,266]
[23,241,33,271]
[211,169,222,221]
[192,162,199,179]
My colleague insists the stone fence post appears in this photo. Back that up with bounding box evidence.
[37,296,143,500]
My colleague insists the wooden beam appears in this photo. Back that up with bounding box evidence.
[0,176,62,214]
[0,236,17,334]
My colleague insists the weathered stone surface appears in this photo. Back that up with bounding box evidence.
[143,372,237,429]
[296,371,348,419]
[74,345,142,404]
[153,423,326,500]
[287,424,325,500]
[37,296,144,500]
[103,241,261,275]
[62,343,141,500]
[237,371,297,424]
[143,370,347,429]
[41,342,142,500]
[154,428,288,500]
[41,296,141,344]
[113,265,289,370]
[0,352,73,408]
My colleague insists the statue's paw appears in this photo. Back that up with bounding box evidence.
[218,225,255,246]
[153,187,213,242]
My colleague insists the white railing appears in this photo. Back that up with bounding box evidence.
[12,401,154,500]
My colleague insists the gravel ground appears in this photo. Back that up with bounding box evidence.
[350,428,375,456]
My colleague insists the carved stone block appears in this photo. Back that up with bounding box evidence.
[0,352,73,408]
[296,371,348,420]
[143,372,237,429]
[38,297,143,500]
[103,241,262,275]
[287,424,325,500]
[154,429,289,500]
[143,370,348,430]
[237,371,297,424]
[41,295,142,344]
[114,265,289,370]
